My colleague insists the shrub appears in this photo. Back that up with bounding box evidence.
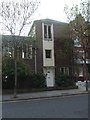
[17,73,46,89]
[2,57,31,89]
[55,73,75,87]
[2,75,15,89]
[2,57,15,89]
[2,56,46,89]
[29,73,46,88]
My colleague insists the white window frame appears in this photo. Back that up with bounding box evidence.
[22,44,32,59]
[44,24,52,40]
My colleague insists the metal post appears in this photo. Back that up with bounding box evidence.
[35,48,37,73]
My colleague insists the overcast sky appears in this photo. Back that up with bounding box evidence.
[35,0,81,22]
[0,0,82,35]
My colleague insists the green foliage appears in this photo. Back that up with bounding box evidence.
[29,73,46,88]
[17,73,46,89]
[60,39,73,59]
[2,57,14,77]
[2,57,46,89]
[2,57,31,89]
[2,75,14,89]
[70,14,86,38]
[17,60,31,78]
[55,73,75,87]
[2,57,31,75]
[2,57,15,89]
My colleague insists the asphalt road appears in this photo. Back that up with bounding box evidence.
[2,94,88,118]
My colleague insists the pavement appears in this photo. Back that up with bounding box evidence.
[1,81,90,102]
[1,88,88,102]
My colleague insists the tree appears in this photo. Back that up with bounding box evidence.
[0,0,40,97]
[2,56,31,89]
[64,0,90,91]
[64,0,90,22]
[0,0,40,35]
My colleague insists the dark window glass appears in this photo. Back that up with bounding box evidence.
[45,50,51,58]
[44,25,47,38]
[44,24,52,40]
[61,68,64,73]
[48,26,51,39]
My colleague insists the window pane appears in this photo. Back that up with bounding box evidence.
[65,67,69,75]
[22,44,32,59]
[61,68,64,73]
[22,51,24,58]
[44,25,47,38]
[45,50,51,58]
[48,26,51,39]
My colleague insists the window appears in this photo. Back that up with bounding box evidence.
[2,42,14,58]
[60,67,64,73]
[74,38,81,47]
[29,26,36,38]
[22,44,32,59]
[65,67,69,75]
[48,26,51,39]
[44,25,47,38]
[22,51,25,58]
[44,24,52,40]
[60,67,69,75]
[45,50,52,58]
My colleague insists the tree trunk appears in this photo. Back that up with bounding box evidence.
[14,59,17,97]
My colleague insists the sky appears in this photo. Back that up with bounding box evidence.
[35,0,81,22]
[0,0,82,35]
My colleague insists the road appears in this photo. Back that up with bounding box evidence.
[2,94,88,118]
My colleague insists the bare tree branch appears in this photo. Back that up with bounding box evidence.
[0,0,40,35]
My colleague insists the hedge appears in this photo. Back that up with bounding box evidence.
[55,73,75,87]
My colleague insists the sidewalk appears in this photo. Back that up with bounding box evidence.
[2,87,88,102]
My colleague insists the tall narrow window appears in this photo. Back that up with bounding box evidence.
[44,25,47,38]
[48,25,51,39]
[22,51,25,58]
[44,24,52,40]
[22,44,32,59]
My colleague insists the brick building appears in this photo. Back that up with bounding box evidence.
[28,19,73,87]
[73,21,90,81]
[2,19,73,87]
[2,19,90,87]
